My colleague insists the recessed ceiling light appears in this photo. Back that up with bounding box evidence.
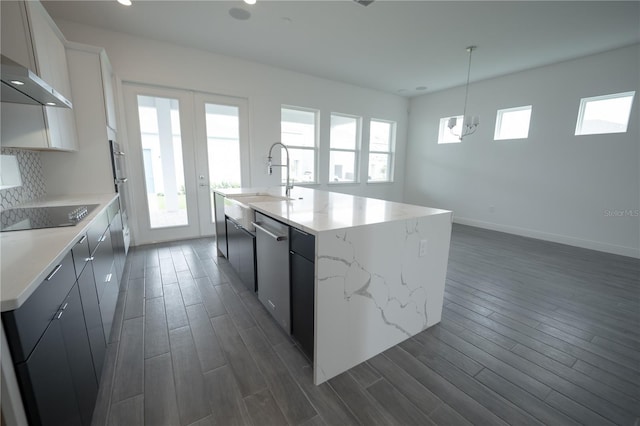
[10,80,25,86]
[117,0,132,6]
[416,86,427,91]
[243,0,256,4]
[229,7,251,20]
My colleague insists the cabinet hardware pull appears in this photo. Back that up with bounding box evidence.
[99,235,107,243]
[85,257,95,262]
[55,310,63,320]
[45,264,63,281]
[115,178,128,184]
[252,222,287,241]
[105,273,112,283]
[268,299,276,309]
[61,302,68,311]
[77,235,87,245]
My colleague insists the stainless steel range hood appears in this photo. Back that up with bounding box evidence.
[1,54,72,108]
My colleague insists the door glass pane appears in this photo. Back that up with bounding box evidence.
[205,103,241,221]
[137,95,188,228]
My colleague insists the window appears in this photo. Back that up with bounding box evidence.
[438,115,463,144]
[137,95,188,228]
[205,103,241,189]
[575,91,635,135]
[494,105,532,140]
[367,119,395,182]
[329,114,360,183]
[281,106,318,183]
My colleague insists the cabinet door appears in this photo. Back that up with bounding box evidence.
[290,252,315,360]
[238,230,256,293]
[77,261,106,383]
[25,1,78,151]
[16,319,82,426]
[226,218,240,271]
[214,194,227,257]
[59,284,99,425]
[100,262,119,342]
[99,50,117,131]
[93,229,116,302]
[1,0,35,69]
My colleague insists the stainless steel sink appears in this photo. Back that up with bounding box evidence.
[223,193,290,231]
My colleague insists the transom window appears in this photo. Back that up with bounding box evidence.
[281,106,318,184]
[367,119,396,182]
[329,113,360,183]
[575,91,635,136]
[494,105,532,140]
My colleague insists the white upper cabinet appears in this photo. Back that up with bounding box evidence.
[100,51,118,132]
[0,1,78,151]
[1,1,36,69]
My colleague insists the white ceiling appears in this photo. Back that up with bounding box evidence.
[43,0,640,97]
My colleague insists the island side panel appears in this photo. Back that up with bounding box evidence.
[313,212,452,385]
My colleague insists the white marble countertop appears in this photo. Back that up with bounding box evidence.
[214,186,451,235]
[0,193,118,311]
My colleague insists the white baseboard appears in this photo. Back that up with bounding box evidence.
[453,216,640,259]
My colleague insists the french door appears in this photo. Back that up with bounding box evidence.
[123,83,250,245]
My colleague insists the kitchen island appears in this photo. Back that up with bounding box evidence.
[214,187,453,385]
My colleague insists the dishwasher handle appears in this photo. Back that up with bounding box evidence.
[252,222,287,241]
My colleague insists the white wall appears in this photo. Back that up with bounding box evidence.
[54,20,409,203]
[405,44,640,258]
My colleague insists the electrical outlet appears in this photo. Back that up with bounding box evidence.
[419,239,428,257]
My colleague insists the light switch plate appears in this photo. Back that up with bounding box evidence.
[419,239,428,257]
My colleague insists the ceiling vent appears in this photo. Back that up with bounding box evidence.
[353,0,374,6]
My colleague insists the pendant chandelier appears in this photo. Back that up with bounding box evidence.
[448,46,479,140]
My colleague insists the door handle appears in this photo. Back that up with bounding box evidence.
[252,222,287,241]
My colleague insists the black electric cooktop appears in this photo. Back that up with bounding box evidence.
[0,204,99,232]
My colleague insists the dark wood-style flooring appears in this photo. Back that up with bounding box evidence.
[91,224,640,426]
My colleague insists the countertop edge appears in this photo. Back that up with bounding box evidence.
[1,193,119,312]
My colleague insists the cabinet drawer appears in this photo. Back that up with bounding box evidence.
[290,227,315,261]
[87,210,109,255]
[2,250,75,363]
[71,233,91,278]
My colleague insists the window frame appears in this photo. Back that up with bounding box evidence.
[328,112,362,184]
[438,115,463,144]
[281,105,319,185]
[494,105,533,141]
[575,91,635,136]
[367,118,396,183]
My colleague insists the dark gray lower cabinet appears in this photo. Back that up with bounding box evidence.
[290,228,315,360]
[77,261,106,382]
[16,317,82,426]
[58,284,99,426]
[214,193,227,257]
[226,218,256,292]
[15,283,97,426]
[99,261,119,341]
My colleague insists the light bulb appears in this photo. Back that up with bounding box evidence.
[117,0,132,6]
[243,0,256,4]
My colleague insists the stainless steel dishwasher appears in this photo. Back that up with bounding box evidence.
[253,212,291,334]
